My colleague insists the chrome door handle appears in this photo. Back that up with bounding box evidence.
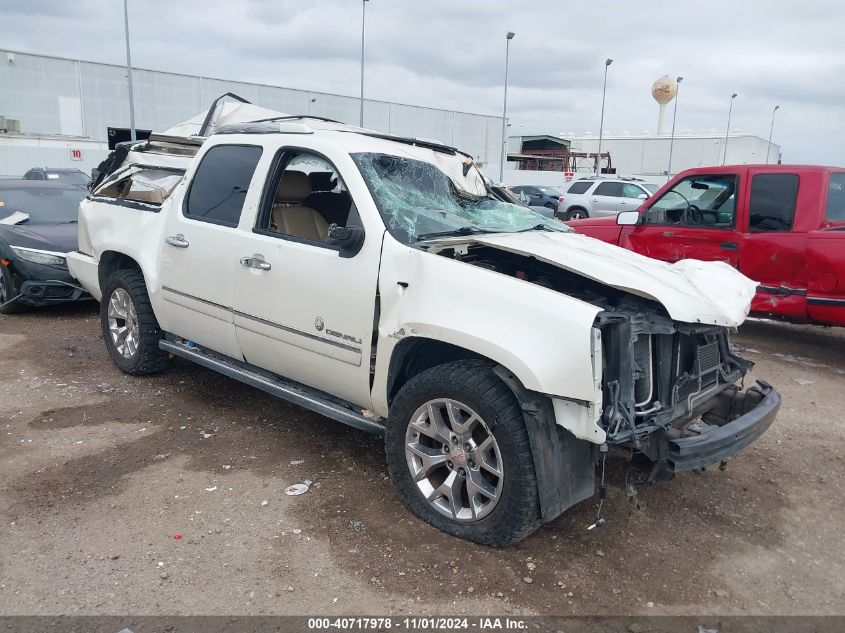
[165,235,190,248]
[662,231,675,237]
[240,256,271,271]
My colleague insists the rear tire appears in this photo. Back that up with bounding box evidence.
[565,207,589,220]
[100,268,171,375]
[385,360,542,546]
[0,264,26,315]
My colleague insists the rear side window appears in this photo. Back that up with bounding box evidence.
[748,173,798,232]
[185,144,263,226]
[826,173,845,221]
[594,182,624,197]
[567,181,592,194]
[97,169,183,206]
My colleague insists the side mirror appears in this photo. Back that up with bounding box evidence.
[617,210,641,226]
[327,224,364,258]
[637,193,649,200]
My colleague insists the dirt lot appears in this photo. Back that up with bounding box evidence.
[1,303,843,616]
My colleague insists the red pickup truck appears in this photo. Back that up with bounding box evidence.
[569,165,845,327]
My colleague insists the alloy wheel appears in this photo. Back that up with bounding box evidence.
[107,288,140,358]
[405,398,503,522]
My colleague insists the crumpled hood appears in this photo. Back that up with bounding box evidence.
[471,231,758,327]
[0,222,79,254]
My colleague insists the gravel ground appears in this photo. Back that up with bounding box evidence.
[0,303,843,616]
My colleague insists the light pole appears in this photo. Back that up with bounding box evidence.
[359,0,369,127]
[596,58,613,175]
[722,92,737,165]
[667,76,683,176]
[123,0,136,141]
[499,31,515,182]
[766,105,780,164]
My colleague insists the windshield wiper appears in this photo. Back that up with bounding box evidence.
[415,226,488,241]
[512,223,557,233]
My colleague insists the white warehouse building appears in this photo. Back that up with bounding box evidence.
[567,133,781,178]
[0,49,504,177]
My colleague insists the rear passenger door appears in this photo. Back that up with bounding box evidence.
[739,171,808,320]
[590,181,624,217]
[156,143,264,360]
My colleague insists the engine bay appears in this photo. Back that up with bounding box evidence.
[435,242,754,454]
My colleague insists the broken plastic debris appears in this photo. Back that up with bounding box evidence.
[292,528,302,535]
[202,433,213,439]
[260,500,269,507]
[223,464,232,470]
[290,459,304,466]
[173,534,182,540]
[792,377,814,386]
[205,486,217,492]
[284,479,313,496]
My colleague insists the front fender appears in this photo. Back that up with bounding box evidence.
[372,238,602,416]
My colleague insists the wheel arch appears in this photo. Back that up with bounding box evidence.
[385,337,487,406]
[98,250,145,295]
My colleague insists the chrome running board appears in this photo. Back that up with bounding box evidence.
[160,339,385,436]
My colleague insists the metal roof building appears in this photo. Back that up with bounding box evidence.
[0,49,504,177]
[566,132,781,178]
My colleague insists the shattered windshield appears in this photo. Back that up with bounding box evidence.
[353,152,571,243]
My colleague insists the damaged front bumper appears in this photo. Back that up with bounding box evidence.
[595,304,780,473]
[667,379,780,472]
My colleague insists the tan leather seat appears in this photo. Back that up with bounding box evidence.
[271,171,329,241]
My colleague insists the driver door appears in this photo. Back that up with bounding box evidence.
[623,173,742,266]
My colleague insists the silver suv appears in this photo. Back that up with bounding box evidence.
[562,177,661,220]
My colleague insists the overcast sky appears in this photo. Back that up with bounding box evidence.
[4,0,844,164]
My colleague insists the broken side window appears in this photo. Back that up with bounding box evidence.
[97,168,184,206]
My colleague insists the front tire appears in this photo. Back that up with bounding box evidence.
[100,268,171,375]
[0,264,27,314]
[386,360,542,546]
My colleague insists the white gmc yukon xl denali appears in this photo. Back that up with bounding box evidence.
[68,97,780,546]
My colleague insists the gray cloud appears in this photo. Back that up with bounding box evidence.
[1,0,843,164]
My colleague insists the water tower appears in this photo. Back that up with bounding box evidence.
[652,76,678,135]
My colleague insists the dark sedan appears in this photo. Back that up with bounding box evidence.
[510,185,565,213]
[0,180,91,314]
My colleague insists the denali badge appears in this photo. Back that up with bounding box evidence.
[314,317,324,332]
